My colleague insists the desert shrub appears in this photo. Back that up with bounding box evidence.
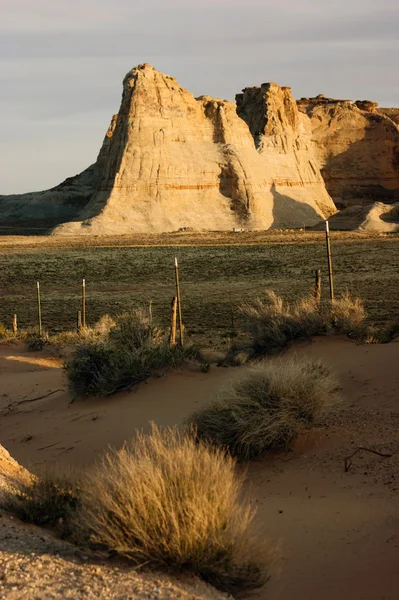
[108,309,163,351]
[65,308,199,396]
[330,291,366,336]
[27,333,49,351]
[93,314,116,336]
[189,357,340,460]
[3,472,80,535]
[240,290,325,355]
[361,321,399,344]
[65,341,119,395]
[75,425,271,592]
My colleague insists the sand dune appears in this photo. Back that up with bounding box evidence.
[0,337,398,599]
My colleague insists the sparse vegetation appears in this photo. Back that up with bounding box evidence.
[189,357,340,460]
[65,310,197,395]
[329,291,366,336]
[0,323,29,343]
[75,425,271,592]
[0,233,398,350]
[240,291,325,355]
[3,472,80,536]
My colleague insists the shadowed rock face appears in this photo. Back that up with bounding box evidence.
[298,97,399,209]
[236,83,335,221]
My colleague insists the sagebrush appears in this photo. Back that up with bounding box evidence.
[65,309,197,395]
[75,425,272,592]
[189,357,340,460]
[239,290,325,355]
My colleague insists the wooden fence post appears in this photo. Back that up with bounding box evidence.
[174,258,184,346]
[82,278,86,328]
[77,310,82,332]
[12,314,17,335]
[325,221,335,301]
[169,297,177,347]
[314,269,321,304]
[36,281,42,337]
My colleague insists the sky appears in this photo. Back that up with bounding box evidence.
[1,0,398,194]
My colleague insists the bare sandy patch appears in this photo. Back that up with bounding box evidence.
[0,337,398,599]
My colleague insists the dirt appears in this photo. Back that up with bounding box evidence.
[0,514,226,600]
[0,337,398,599]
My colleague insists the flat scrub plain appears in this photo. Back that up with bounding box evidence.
[0,231,398,348]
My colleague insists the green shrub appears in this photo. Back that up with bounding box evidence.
[65,341,119,395]
[189,357,340,461]
[75,425,272,592]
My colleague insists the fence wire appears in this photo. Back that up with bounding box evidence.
[0,233,398,335]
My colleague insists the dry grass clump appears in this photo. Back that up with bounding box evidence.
[330,291,366,336]
[2,471,80,536]
[65,310,197,396]
[189,357,340,461]
[0,323,29,343]
[48,314,117,349]
[240,290,325,356]
[240,289,397,353]
[75,425,271,592]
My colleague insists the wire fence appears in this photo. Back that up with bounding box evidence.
[0,229,398,338]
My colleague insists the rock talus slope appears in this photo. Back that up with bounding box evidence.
[298,96,399,209]
[327,201,399,232]
[54,64,335,234]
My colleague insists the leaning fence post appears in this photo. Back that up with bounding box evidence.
[36,281,42,337]
[325,221,334,301]
[314,269,321,304]
[169,297,177,347]
[174,258,184,347]
[82,278,86,328]
[12,314,17,335]
[77,310,82,332]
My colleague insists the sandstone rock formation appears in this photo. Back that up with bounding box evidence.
[2,64,399,233]
[236,83,334,222]
[298,96,399,209]
[0,64,336,234]
[379,108,399,126]
[53,65,335,234]
[0,444,31,502]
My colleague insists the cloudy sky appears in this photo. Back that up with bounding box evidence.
[1,0,398,194]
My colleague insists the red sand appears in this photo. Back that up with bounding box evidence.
[0,337,398,599]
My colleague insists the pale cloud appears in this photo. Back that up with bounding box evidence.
[1,0,398,193]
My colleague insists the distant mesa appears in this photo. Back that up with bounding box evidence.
[1,63,398,234]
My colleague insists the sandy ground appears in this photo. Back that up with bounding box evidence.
[0,337,398,599]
